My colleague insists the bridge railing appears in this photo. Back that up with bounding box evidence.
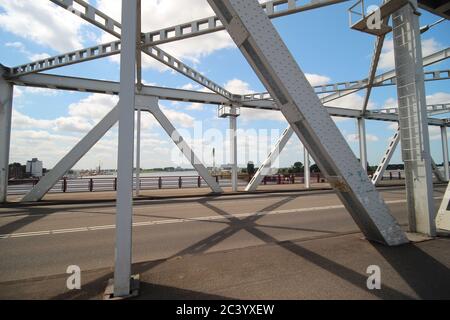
[7,171,408,195]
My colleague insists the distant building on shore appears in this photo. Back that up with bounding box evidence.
[8,163,26,179]
[26,158,43,177]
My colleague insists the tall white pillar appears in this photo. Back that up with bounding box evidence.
[135,108,141,196]
[392,0,435,236]
[358,118,367,171]
[114,0,138,297]
[304,146,310,189]
[0,67,13,203]
[230,108,238,192]
[441,126,449,181]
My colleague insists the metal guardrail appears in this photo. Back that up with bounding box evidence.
[7,171,411,195]
[7,173,328,195]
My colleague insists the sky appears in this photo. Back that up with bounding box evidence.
[0,0,449,171]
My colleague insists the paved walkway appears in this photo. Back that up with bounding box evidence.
[0,233,448,299]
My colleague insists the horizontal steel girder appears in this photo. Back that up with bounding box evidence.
[8,72,450,126]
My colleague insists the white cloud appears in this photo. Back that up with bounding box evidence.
[186,103,204,111]
[67,94,119,123]
[325,92,376,111]
[379,38,443,71]
[426,92,450,105]
[346,133,379,142]
[160,105,195,128]
[97,0,234,71]
[224,79,254,95]
[0,0,90,52]
[305,73,331,86]
[12,109,54,130]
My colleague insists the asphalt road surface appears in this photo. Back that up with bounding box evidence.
[0,186,446,283]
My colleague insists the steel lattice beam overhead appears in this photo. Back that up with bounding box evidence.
[243,67,450,102]
[208,0,408,245]
[320,47,450,104]
[140,0,350,47]
[12,0,235,101]
[7,0,348,99]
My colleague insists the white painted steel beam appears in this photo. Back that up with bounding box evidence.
[9,73,248,107]
[8,66,448,108]
[0,68,13,203]
[362,33,387,114]
[9,73,450,126]
[209,0,408,245]
[392,0,435,236]
[135,108,142,196]
[436,181,450,232]
[371,126,400,185]
[442,126,449,181]
[245,126,293,192]
[304,146,311,189]
[114,0,137,297]
[358,118,367,171]
[244,68,449,100]
[137,97,222,193]
[21,105,119,202]
[431,158,446,183]
[230,108,238,192]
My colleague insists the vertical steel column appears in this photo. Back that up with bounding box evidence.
[304,146,310,189]
[392,0,435,236]
[230,107,238,192]
[441,126,449,181]
[114,0,138,297]
[0,68,13,203]
[135,108,141,196]
[358,118,367,171]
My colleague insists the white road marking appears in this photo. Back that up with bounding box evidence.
[0,195,305,218]
[1,197,437,240]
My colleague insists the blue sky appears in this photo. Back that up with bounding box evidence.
[0,0,449,170]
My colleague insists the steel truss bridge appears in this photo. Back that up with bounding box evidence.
[0,0,449,297]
